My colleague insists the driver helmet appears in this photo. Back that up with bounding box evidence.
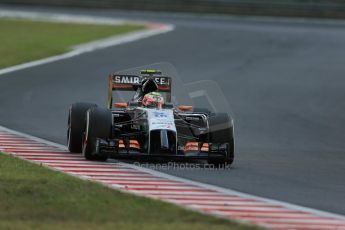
[142,92,164,109]
[142,78,158,95]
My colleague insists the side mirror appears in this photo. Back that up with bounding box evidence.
[178,105,193,112]
[114,103,128,108]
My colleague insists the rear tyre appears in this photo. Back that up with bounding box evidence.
[67,102,97,153]
[82,107,112,161]
[207,113,235,167]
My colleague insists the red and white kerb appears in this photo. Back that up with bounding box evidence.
[1,129,345,230]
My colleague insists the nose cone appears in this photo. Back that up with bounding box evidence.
[149,130,177,155]
[160,129,169,150]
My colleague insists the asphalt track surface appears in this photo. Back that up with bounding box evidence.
[1,5,345,215]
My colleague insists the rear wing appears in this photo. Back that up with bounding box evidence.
[108,74,172,109]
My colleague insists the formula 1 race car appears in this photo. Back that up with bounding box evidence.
[67,69,234,166]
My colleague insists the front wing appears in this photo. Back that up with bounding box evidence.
[95,138,229,160]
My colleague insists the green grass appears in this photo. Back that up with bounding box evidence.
[0,154,259,230]
[0,19,145,68]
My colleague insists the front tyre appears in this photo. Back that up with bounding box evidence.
[82,107,112,161]
[67,102,97,153]
[207,113,235,167]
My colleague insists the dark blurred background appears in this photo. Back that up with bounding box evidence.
[2,0,345,19]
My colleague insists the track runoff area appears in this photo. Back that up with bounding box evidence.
[1,126,345,230]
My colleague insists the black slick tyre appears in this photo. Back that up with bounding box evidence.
[82,107,112,161]
[67,102,97,153]
[207,113,235,167]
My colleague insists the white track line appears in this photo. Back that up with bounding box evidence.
[1,128,345,230]
[0,9,174,76]
[0,9,129,25]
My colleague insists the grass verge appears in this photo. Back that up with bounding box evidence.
[0,18,145,68]
[0,153,258,230]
